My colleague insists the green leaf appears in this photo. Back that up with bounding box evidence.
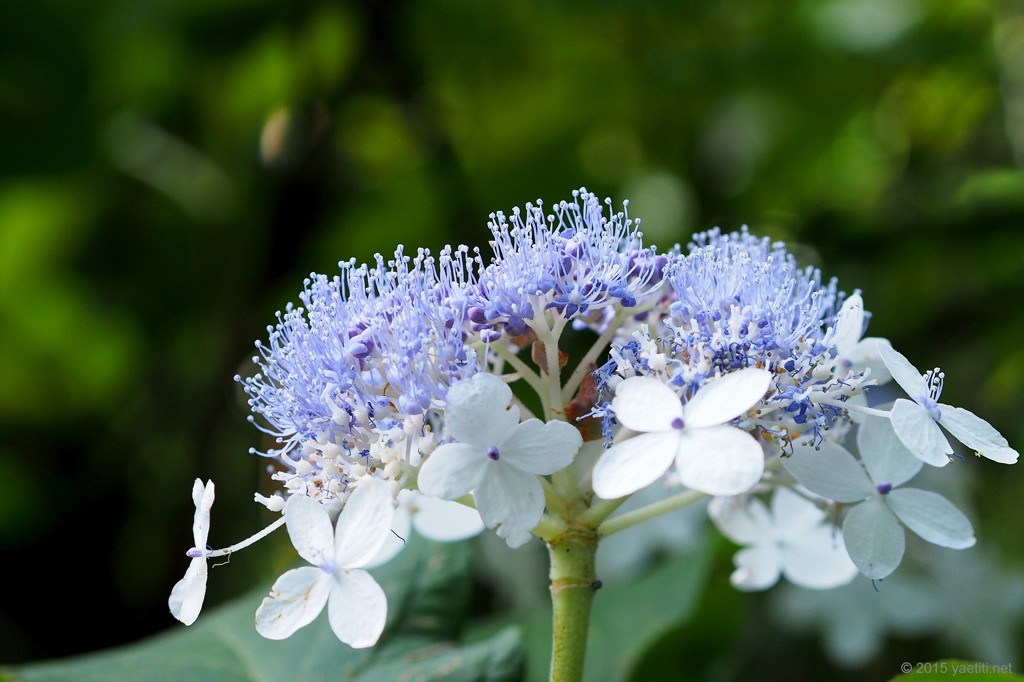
[7,537,523,682]
[468,537,715,682]
[888,660,1023,680]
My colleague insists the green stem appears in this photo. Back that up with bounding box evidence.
[560,299,659,403]
[547,530,598,682]
[491,342,546,399]
[537,316,568,421]
[576,495,629,528]
[597,489,707,538]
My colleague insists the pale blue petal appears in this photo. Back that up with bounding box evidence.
[878,344,929,400]
[890,399,951,467]
[886,488,976,549]
[780,440,874,503]
[499,418,582,475]
[830,292,864,357]
[846,337,893,385]
[842,497,905,579]
[939,404,1019,464]
[708,496,772,545]
[675,425,764,496]
[592,431,680,500]
[417,443,488,500]
[444,373,520,448]
[856,415,922,488]
[611,377,683,432]
[475,462,545,548]
[334,478,395,569]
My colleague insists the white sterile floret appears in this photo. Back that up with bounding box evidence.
[829,292,893,385]
[254,478,393,648]
[368,489,485,567]
[417,373,582,548]
[169,479,215,626]
[255,492,285,512]
[592,368,772,500]
[709,487,858,591]
[781,417,976,579]
[879,344,1019,466]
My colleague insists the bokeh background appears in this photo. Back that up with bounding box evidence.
[3,0,1024,679]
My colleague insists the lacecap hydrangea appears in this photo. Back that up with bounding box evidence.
[169,190,1018,653]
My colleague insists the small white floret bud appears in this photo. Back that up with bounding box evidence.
[254,493,285,512]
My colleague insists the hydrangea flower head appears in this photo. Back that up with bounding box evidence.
[171,189,1018,662]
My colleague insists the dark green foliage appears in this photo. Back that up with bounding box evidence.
[6,538,523,682]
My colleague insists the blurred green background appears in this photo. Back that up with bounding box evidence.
[3,0,1024,678]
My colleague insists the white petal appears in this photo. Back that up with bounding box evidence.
[327,569,387,649]
[411,494,485,542]
[708,496,772,545]
[610,377,683,432]
[772,486,827,542]
[417,443,488,500]
[831,292,864,357]
[846,337,893,385]
[890,399,951,467]
[495,418,581,475]
[474,461,545,548]
[781,526,859,590]
[683,368,772,429]
[334,478,395,569]
[939,404,1019,464]
[842,497,905,579]
[885,488,976,549]
[190,479,205,513]
[779,440,874,503]
[284,494,335,568]
[168,557,207,626]
[591,431,680,500]
[255,566,332,640]
[730,545,782,591]
[675,425,764,496]
[192,480,215,549]
[364,506,411,569]
[443,373,520,448]
[857,415,923,488]
[877,344,929,400]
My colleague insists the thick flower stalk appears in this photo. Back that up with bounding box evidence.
[168,190,1018,682]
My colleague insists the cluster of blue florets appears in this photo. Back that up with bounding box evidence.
[591,227,862,450]
[238,189,662,467]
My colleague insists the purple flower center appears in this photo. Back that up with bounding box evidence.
[487,446,500,460]
[186,547,203,558]
[670,417,685,430]
[876,482,892,495]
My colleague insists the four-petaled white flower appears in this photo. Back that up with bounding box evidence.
[592,368,772,500]
[367,489,486,568]
[417,373,582,548]
[782,416,976,579]
[829,292,893,385]
[255,478,393,648]
[169,479,215,626]
[709,487,858,591]
[879,344,1019,467]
